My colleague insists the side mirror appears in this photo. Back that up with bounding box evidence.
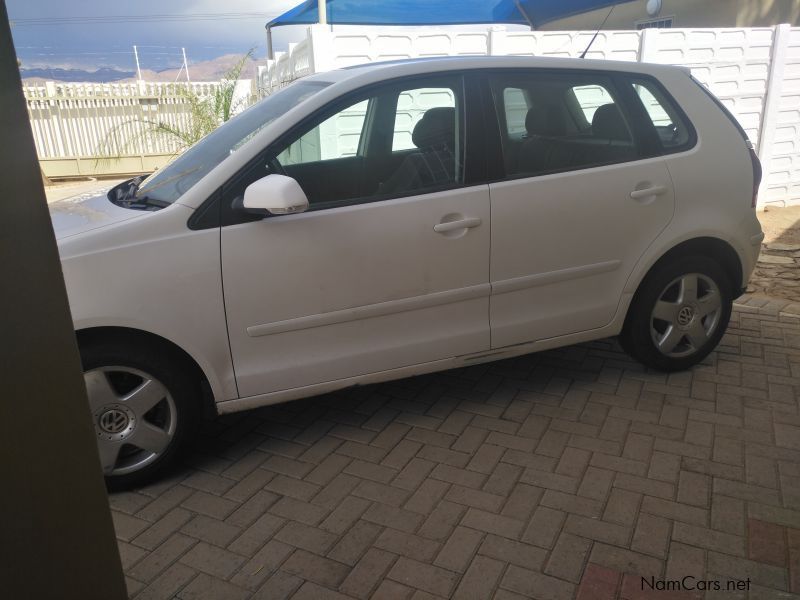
[240,174,309,215]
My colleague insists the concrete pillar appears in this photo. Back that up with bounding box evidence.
[757,23,791,207]
[0,1,128,598]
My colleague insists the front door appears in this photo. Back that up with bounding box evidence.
[221,74,491,397]
[484,70,676,348]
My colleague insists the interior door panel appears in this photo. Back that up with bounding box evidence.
[283,156,364,205]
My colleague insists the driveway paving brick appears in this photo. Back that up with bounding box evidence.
[112,295,800,599]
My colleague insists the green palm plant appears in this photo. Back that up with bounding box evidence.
[96,49,254,160]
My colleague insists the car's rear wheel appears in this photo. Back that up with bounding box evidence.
[620,256,733,372]
[80,340,198,490]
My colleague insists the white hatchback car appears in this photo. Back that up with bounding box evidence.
[51,56,763,487]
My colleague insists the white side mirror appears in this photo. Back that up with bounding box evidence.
[242,174,309,215]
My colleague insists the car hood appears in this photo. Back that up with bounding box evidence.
[49,190,147,240]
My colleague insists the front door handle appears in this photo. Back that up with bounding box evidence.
[433,217,483,233]
[630,185,668,200]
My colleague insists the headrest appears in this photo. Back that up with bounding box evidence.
[525,105,567,137]
[412,107,456,149]
[592,103,630,141]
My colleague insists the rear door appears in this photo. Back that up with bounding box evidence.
[485,69,676,348]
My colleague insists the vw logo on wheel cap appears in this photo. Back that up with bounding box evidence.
[677,305,695,327]
[96,404,135,440]
[99,409,129,434]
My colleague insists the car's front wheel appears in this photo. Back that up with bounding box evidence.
[80,340,198,490]
[620,256,733,372]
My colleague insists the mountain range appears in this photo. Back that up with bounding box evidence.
[21,54,260,84]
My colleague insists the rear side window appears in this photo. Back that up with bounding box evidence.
[571,84,616,123]
[489,72,638,179]
[629,78,693,152]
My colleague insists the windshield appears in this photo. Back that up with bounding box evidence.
[131,80,332,205]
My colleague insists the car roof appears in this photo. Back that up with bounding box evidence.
[305,55,687,86]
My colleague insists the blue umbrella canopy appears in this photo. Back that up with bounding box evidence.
[267,0,634,29]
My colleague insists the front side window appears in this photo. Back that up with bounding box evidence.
[131,80,331,205]
[392,87,456,151]
[489,72,637,179]
[262,75,464,210]
[278,99,370,166]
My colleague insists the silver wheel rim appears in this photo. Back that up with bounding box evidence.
[84,366,177,476]
[650,273,722,358]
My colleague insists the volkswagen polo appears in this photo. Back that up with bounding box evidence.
[50,56,764,487]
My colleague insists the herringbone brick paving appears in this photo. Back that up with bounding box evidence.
[112,296,800,599]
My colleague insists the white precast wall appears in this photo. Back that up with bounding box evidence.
[310,26,490,71]
[25,79,253,179]
[257,36,314,93]
[25,81,217,158]
[491,28,641,61]
[260,23,800,207]
[641,27,774,150]
[763,26,800,207]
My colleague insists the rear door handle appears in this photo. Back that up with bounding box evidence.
[630,185,668,200]
[433,217,483,233]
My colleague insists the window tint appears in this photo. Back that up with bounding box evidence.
[490,72,637,179]
[630,79,691,151]
[259,75,464,210]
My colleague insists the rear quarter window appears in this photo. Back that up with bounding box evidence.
[628,77,695,154]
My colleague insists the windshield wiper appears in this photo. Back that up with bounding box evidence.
[109,176,169,211]
[125,195,170,210]
[110,176,145,203]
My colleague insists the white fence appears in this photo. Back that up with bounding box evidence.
[25,79,253,179]
[260,24,800,208]
[258,36,314,93]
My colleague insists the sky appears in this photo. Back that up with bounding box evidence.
[8,0,306,71]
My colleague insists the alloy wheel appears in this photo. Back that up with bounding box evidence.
[649,273,722,358]
[84,366,177,476]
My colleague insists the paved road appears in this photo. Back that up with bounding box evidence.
[111,295,800,600]
[45,178,125,203]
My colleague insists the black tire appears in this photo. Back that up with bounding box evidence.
[80,338,199,491]
[619,255,733,372]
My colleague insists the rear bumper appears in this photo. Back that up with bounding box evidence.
[738,230,764,292]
